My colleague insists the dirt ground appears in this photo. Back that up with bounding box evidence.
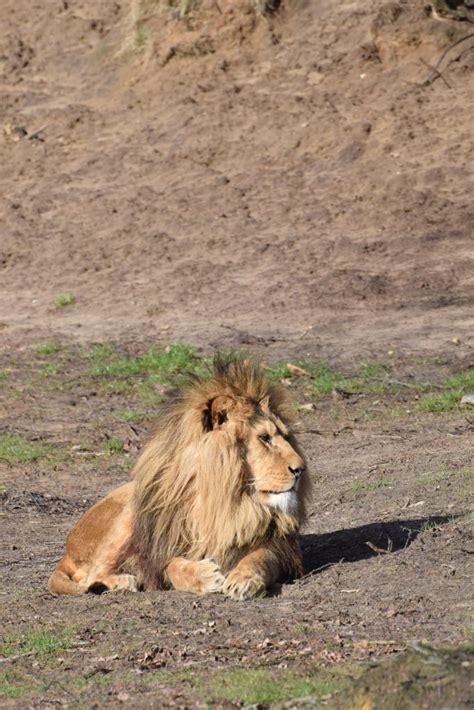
[0,0,473,707]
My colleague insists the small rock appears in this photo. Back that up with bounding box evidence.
[460,394,474,407]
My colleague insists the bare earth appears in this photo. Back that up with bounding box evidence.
[0,0,473,707]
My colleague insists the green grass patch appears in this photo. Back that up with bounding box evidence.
[39,362,62,377]
[418,391,460,413]
[0,680,34,699]
[84,343,114,361]
[204,668,342,705]
[34,341,64,355]
[103,378,133,394]
[266,358,396,398]
[358,360,388,378]
[0,434,49,464]
[104,437,124,454]
[418,368,473,412]
[0,370,9,382]
[89,343,198,384]
[0,627,75,660]
[53,292,76,308]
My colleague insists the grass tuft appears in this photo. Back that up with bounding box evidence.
[0,435,48,464]
[89,342,198,383]
[418,367,473,412]
[0,627,74,659]
[205,668,340,705]
[40,362,62,377]
[104,437,124,454]
[54,292,76,308]
[34,341,64,356]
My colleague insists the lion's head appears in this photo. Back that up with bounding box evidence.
[129,355,310,589]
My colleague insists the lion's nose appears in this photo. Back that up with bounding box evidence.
[289,466,304,480]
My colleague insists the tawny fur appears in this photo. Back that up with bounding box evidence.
[48,355,311,599]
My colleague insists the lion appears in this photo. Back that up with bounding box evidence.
[48,355,311,600]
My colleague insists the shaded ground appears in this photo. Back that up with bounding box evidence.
[0,0,473,706]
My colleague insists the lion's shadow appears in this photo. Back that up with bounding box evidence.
[300,514,460,575]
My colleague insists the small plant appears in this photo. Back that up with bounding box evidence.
[85,344,114,361]
[205,668,341,705]
[89,343,198,384]
[104,437,124,454]
[0,434,48,464]
[40,362,62,377]
[418,368,473,412]
[0,627,74,659]
[358,360,388,379]
[0,370,8,382]
[34,341,64,355]
[54,292,76,308]
[418,391,459,413]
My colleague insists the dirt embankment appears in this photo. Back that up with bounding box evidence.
[0,0,473,362]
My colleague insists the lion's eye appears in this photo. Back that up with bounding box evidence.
[259,434,272,444]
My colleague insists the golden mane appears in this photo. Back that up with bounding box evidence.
[127,354,309,590]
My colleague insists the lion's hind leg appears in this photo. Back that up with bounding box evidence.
[165,557,224,595]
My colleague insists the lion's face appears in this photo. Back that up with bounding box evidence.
[245,414,306,514]
[209,394,306,515]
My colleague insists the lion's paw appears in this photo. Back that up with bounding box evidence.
[88,574,139,594]
[192,559,225,595]
[110,574,139,592]
[223,568,266,601]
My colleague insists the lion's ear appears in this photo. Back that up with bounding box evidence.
[259,395,270,413]
[204,395,238,431]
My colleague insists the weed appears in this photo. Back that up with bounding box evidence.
[103,379,133,394]
[418,391,459,413]
[418,368,474,412]
[54,292,76,308]
[34,341,64,355]
[85,344,114,361]
[0,627,74,659]
[0,680,33,699]
[104,437,124,454]
[0,434,48,464]
[40,362,62,377]
[358,360,388,378]
[264,362,291,382]
[446,369,474,390]
[204,668,341,705]
[0,370,8,382]
[89,343,198,383]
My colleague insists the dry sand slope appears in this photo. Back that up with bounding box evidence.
[0,0,473,361]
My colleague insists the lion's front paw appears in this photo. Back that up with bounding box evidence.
[223,568,266,600]
[192,559,225,595]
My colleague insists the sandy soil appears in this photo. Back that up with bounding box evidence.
[0,0,473,707]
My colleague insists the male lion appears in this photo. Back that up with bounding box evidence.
[48,356,310,600]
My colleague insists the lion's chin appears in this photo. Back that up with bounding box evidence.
[262,489,299,515]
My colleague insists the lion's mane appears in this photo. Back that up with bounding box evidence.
[125,355,309,590]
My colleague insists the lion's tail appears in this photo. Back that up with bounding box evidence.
[48,565,82,595]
